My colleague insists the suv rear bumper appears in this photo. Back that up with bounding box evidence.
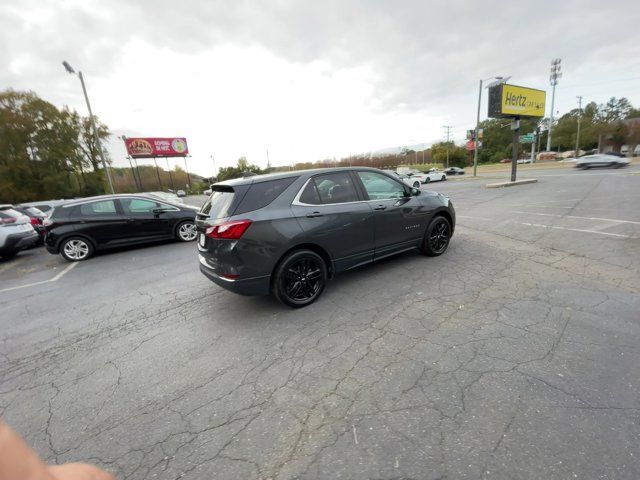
[199,257,270,296]
[0,230,39,256]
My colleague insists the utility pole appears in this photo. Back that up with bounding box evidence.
[442,125,452,168]
[575,96,583,158]
[266,149,271,170]
[210,155,216,179]
[546,58,562,151]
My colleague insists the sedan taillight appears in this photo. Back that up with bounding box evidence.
[205,220,252,239]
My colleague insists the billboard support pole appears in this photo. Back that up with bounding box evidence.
[511,118,520,182]
[153,157,162,189]
[134,158,144,190]
[127,156,139,191]
[184,156,191,191]
[166,158,175,191]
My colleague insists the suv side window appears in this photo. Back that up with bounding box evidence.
[357,171,406,200]
[312,172,359,204]
[298,180,321,205]
[79,200,118,216]
[234,177,297,214]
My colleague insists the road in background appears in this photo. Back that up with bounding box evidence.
[1,167,639,480]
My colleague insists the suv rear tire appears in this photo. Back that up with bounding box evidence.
[273,249,327,308]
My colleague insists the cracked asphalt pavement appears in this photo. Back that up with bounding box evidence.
[1,166,639,479]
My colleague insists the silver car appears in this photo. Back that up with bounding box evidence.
[0,205,39,259]
[576,154,630,169]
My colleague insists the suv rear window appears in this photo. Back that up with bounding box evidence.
[201,186,241,220]
[234,177,297,215]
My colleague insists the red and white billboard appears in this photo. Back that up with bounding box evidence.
[124,137,189,158]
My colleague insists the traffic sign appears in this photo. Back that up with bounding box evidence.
[520,134,534,143]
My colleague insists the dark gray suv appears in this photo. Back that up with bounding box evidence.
[196,167,455,307]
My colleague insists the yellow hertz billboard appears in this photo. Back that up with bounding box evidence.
[488,84,546,118]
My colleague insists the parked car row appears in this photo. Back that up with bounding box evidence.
[6,168,457,310]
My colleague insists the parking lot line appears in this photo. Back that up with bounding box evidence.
[0,262,78,293]
[512,198,582,207]
[513,211,640,225]
[520,222,630,238]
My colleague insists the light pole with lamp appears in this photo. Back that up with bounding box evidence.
[473,76,509,176]
[62,61,115,194]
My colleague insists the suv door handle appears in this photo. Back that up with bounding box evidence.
[373,205,387,211]
[306,212,324,218]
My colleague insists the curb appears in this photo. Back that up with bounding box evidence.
[486,178,538,188]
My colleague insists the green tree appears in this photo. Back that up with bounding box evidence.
[0,89,111,202]
[431,142,467,168]
[217,157,263,182]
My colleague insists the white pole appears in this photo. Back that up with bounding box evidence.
[78,72,115,194]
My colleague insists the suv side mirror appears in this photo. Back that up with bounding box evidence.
[410,187,420,196]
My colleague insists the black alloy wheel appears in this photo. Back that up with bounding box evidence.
[274,250,327,308]
[425,177,431,184]
[413,181,420,188]
[421,216,451,257]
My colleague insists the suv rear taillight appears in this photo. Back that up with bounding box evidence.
[205,220,252,239]
[29,217,40,226]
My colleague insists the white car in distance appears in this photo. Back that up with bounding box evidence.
[382,170,422,188]
[404,169,447,184]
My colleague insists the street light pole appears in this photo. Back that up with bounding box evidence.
[62,62,115,194]
[546,58,562,152]
[442,126,452,169]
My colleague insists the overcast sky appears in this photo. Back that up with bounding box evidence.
[2,0,639,176]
